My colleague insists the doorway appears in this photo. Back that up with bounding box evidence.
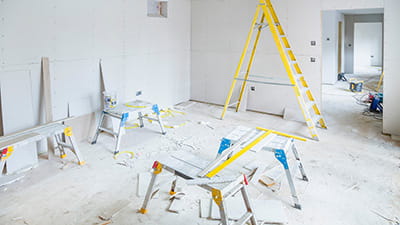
[353,22,383,74]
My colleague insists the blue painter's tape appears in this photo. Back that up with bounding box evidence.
[152,104,160,115]
[275,149,289,169]
[120,113,129,127]
[218,138,232,155]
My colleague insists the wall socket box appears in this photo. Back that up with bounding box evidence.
[136,90,142,96]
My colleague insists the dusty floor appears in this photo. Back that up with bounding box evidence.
[1,77,399,225]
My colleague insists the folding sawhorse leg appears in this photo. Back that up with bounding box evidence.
[274,140,308,209]
[139,161,163,214]
[91,111,129,154]
[54,127,86,165]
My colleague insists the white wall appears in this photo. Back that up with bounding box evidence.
[0,0,191,138]
[343,14,384,74]
[322,11,344,84]
[383,0,400,139]
[191,0,383,116]
[353,22,382,74]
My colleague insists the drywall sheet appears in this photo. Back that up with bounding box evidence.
[52,60,101,119]
[0,0,191,140]
[0,71,38,174]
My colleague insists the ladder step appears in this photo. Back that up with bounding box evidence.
[311,114,321,124]
[300,87,309,95]
[305,101,315,111]
[234,212,253,225]
[294,73,304,80]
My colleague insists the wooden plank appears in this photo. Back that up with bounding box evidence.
[42,57,53,123]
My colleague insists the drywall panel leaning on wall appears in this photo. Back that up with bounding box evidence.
[0,71,38,174]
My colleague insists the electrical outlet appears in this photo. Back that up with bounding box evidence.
[250,86,256,91]
[311,40,316,46]
[310,57,316,62]
[136,90,142,96]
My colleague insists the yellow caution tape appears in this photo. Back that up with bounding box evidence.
[113,151,135,160]
[125,122,140,129]
[124,103,148,108]
[163,122,187,129]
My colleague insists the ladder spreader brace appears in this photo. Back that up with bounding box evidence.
[220,0,327,140]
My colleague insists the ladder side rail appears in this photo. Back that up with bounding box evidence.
[221,6,262,119]
[236,15,266,112]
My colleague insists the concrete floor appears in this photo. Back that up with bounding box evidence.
[1,80,399,225]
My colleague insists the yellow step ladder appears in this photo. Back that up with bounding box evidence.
[220,0,327,140]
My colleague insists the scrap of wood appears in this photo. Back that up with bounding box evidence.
[259,175,276,187]
[41,57,53,123]
[167,194,186,214]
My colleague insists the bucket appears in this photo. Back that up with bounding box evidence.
[103,91,117,109]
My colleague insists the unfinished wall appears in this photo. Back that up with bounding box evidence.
[383,0,400,139]
[191,0,383,116]
[322,11,344,84]
[0,0,191,140]
[353,22,382,74]
[343,14,384,74]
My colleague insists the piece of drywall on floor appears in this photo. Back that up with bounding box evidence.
[0,0,191,141]
[322,11,344,84]
[343,14,383,74]
[0,71,38,174]
[191,0,383,116]
[383,0,400,138]
[353,22,382,74]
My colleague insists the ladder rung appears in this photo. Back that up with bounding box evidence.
[234,212,253,225]
[305,101,315,110]
[311,115,321,124]
[300,87,309,95]
[294,73,304,80]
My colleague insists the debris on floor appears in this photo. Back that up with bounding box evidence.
[199,197,288,224]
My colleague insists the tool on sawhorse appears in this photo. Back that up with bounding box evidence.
[91,100,166,154]
[0,121,85,172]
[138,127,310,225]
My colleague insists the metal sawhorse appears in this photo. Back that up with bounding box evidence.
[139,127,309,225]
[91,100,166,154]
[1,121,85,172]
[218,126,309,209]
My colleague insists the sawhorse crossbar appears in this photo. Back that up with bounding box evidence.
[91,100,166,154]
[138,127,309,224]
[0,122,85,172]
[139,156,258,225]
